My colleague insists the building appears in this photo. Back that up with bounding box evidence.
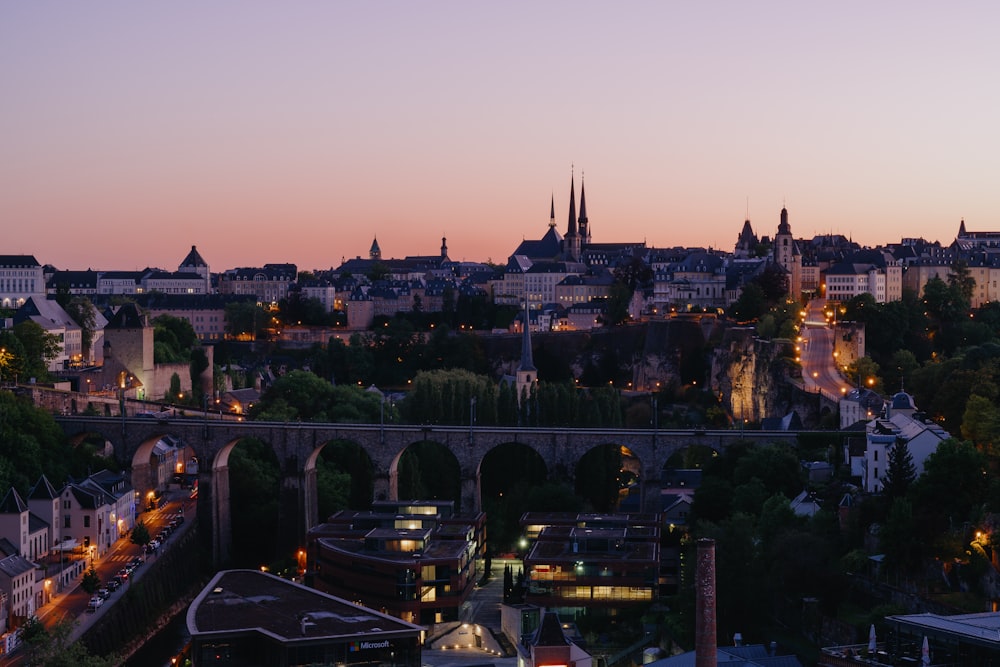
[60,470,135,559]
[307,500,485,625]
[187,569,424,667]
[178,245,212,294]
[860,392,951,493]
[0,256,44,309]
[519,512,660,615]
[12,297,82,371]
[514,610,593,667]
[824,250,902,304]
[773,207,803,299]
[0,553,35,629]
[218,264,297,306]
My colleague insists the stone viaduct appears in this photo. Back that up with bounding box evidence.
[55,416,802,565]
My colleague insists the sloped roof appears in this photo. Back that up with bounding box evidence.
[180,245,208,268]
[0,488,27,514]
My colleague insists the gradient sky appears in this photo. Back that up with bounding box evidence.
[3,2,999,272]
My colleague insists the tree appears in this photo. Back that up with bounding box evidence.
[81,566,101,594]
[153,314,198,362]
[21,618,118,667]
[13,320,61,380]
[882,439,917,500]
[880,497,919,574]
[167,373,182,402]
[225,300,267,339]
[730,282,767,322]
[962,394,1000,455]
[131,520,151,547]
[604,280,633,326]
[64,296,97,362]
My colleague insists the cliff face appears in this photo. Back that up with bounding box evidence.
[481,320,811,424]
[710,327,796,423]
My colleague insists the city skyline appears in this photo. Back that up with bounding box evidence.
[3,2,999,271]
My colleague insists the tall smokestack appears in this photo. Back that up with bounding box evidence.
[695,538,717,667]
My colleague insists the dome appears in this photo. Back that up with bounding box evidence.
[891,392,915,410]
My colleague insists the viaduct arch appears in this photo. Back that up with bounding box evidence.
[55,416,803,565]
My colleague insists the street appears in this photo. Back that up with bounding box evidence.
[2,488,196,664]
[800,299,851,400]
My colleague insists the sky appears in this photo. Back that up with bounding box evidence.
[3,2,999,272]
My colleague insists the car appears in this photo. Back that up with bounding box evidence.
[96,587,110,600]
[145,540,158,553]
[118,569,129,581]
[87,596,103,612]
[107,577,121,592]
[175,514,185,524]
[130,556,143,568]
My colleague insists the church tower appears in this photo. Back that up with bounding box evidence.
[773,207,802,298]
[441,236,449,261]
[578,176,591,246]
[516,294,537,406]
[563,171,581,262]
[734,219,758,259]
[369,237,382,261]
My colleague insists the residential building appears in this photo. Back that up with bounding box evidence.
[13,297,82,371]
[46,269,100,297]
[0,255,44,309]
[0,553,35,628]
[187,569,423,667]
[824,249,902,304]
[218,264,297,306]
[861,392,951,493]
[60,470,135,559]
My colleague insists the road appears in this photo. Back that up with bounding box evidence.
[799,299,851,400]
[2,488,196,665]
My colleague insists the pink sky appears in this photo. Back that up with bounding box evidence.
[3,2,999,272]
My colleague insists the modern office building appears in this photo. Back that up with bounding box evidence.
[519,512,660,615]
[307,500,486,625]
[187,569,423,667]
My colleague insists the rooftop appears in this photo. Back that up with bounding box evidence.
[188,569,423,640]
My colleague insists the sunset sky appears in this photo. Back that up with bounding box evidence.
[3,2,999,272]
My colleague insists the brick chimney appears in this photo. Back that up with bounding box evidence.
[695,538,717,667]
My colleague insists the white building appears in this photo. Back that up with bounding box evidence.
[862,392,951,493]
[0,255,44,309]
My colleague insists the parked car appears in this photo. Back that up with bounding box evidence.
[87,596,103,612]
[96,587,110,600]
[129,556,143,568]
[107,577,122,592]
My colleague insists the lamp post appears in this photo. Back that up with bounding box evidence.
[469,396,477,444]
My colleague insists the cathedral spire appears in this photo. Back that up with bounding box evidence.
[549,193,556,228]
[578,174,589,242]
[566,169,578,237]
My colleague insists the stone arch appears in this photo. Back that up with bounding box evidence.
[574,442,643,512]
[302,437,376,521]
[386,438,463,510]
[477,441,549,550]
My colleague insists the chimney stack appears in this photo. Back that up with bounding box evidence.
[695,538,717,667]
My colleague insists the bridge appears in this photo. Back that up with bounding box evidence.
[55,416,805,565]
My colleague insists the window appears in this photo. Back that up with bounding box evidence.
[64,517,71,529]
[84,516,90,528]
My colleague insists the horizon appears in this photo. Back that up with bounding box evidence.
[4,2,998,271]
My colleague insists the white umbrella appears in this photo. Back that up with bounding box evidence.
[868,624,877,653]
[922,635,930,666]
